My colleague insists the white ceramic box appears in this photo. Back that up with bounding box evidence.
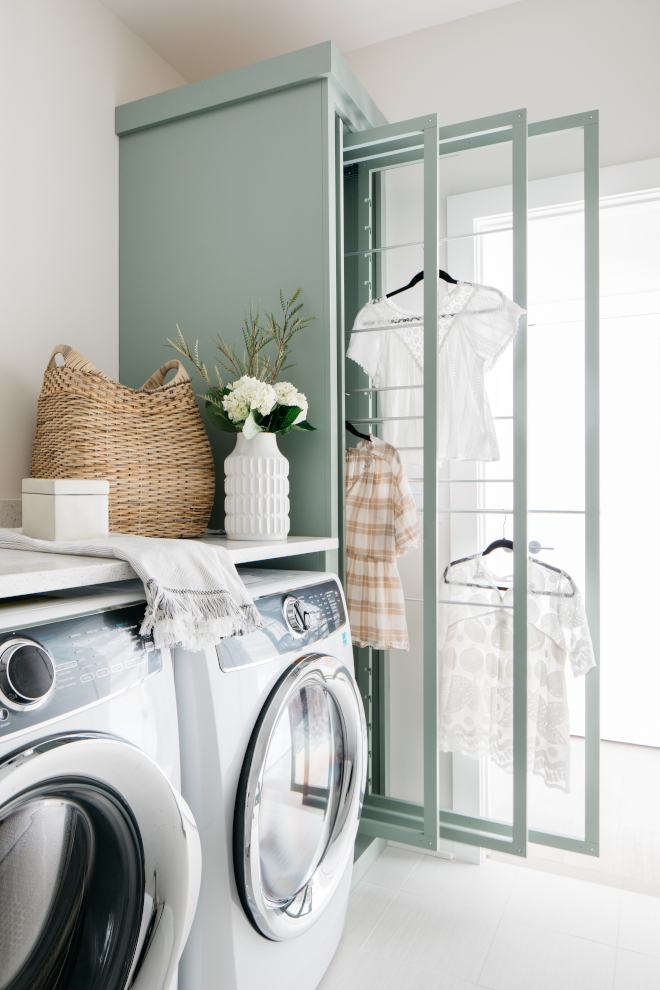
[22,479,110,541]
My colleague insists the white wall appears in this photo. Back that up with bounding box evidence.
[345,0,660,188]
[0,0,186,521]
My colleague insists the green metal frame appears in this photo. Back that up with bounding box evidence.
[342,109,600,858]
[422,115,441,850]
[527,111,600,856]
[344,150,391,801]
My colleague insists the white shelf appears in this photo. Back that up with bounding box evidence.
[0,535,338,599]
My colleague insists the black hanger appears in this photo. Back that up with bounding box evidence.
[483,538,513,555]
[444,540,575,597]
[386,269,458,299]
[345,420,371,442]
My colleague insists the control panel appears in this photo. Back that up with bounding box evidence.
[218,579,346,671]
[0,603,161,736]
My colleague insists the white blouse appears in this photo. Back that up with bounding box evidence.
[346,281,525,463]
[438,555,596,791]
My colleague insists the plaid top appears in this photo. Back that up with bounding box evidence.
[345,438,421,650]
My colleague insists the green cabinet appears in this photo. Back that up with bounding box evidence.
[116,42,386,547]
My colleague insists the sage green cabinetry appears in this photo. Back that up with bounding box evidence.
[116,42,385,557]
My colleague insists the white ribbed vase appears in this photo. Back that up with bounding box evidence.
[223,432,290,541]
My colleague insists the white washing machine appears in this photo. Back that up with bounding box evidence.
[0,581,201,990]
[174,568,367,990]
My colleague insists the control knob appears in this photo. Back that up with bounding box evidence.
[0,638,55,710]
[283,597,319,636]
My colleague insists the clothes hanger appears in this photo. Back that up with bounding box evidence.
[482,538,513,555]
[345,420,371,442]
[442,552,575,597]
[386,269,458,299]
[447,518,512,572]
[444,517,574,597]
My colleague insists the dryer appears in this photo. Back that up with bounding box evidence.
[174,568,367,990]
[0,581,201,990]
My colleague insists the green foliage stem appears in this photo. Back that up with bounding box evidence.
[167,287,315,387]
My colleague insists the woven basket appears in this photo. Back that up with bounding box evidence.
[31,344,215,538]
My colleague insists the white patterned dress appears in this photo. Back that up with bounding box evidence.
[439,555,595,791]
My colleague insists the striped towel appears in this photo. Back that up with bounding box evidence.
[0,529,264,651]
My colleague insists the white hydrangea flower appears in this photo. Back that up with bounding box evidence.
[222,386,250,424]
[274,381,308,424]
[222,375,277,423]
[273,381,297,404]
[292,394,308,425]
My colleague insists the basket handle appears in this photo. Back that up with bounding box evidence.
[46,346,190,391]
[47,344,104,375]
[139,360,190,391]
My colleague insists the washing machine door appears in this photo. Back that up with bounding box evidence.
[0,733,201,990]
[234,653,367,941]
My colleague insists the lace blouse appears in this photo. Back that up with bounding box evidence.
[438,555,595,791]
[346,281,525,463]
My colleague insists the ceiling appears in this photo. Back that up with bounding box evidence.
[101,0,523,82]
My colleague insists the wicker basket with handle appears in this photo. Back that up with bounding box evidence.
[30,344,215,538]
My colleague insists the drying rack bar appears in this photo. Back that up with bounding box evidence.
[530,509,586,515]
[344,225,513,258]
[345,389,512,416]
[404,597,515,609]
[346,384,424,394]
[349,416,423,424]
[436,508,586,514]
[346,324,422,334]
[344,239,422,258]
[439,600,514,609]
[407,478,516,484]
[439,509,514,514]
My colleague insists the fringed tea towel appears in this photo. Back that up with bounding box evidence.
[0,529,265,651]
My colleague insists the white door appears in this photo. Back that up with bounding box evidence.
[234,653,367,941]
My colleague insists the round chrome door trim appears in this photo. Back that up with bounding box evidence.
[234,653,367,942]
[0,733,202,990]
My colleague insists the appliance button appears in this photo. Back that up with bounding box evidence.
[283,596,307,635]
[96,668,109,678]
[283,597,320,636]
[80,673,94,683]
[0,709,8,721]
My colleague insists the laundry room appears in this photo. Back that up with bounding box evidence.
[1,1,659,989]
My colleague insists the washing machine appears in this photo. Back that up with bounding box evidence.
[174,568,367,990]
[0,580,202,990]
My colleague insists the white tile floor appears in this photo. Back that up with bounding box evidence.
[318,846,660,990]
[491,740,660,899]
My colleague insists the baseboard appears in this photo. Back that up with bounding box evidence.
[351,834,387,889]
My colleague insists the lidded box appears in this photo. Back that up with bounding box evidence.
[22,479,110,541]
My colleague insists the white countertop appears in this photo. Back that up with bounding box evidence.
[0,535,339,598]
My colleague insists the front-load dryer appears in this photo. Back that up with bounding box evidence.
[174,568,367,990]
[0,581,201,990]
